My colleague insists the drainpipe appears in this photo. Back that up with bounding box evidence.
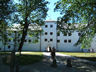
[56,28,58,51]
[40,31,41,51]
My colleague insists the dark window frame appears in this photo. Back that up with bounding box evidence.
[29,40,31,43]
[25,39,27,42]
[18,39,20,42]
[50,32,53,35]
[45,32,47,35]
[64,33,67,36]
[8,45,11,49]
[68,40,71,43]
[57,32,60,36]
[64,40,67,43]
[45,25,48,28]
[57,40,60,43]
[18,34,20,36]
[9,39,11,42]
[50,39,53,41]
[68,33,72,36]
[78,33,81,36]
[45,39,47,42]
[50,25,53,28]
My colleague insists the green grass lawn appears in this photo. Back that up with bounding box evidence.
[1,52,43,65]
[59,52,96,57]
[0,52,11,55]
[17,52,43,65]
[59,52,96,61]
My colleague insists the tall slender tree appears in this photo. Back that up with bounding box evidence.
[13,0,48,52]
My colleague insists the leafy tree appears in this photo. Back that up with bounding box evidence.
[0,0,13,51]
[55,0,96,49]
[12,0,48,52]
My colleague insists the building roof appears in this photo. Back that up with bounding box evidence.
[45,20,56,22]
[8,24,42,31]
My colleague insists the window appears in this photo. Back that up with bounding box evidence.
[57,40,60,43]
[29,40,31,43]
[18,40,20,42]
[18,34,20,36]
[45,39,47,41]
[13,39,15,42]
[78,33,81,36]
[50,39,53,41]
[0,48,1,50]
[9,39,11,42]
[64,33,67,36]
[50,25,53,28]
[64,40,67,43]
[57,32,60,36]
[68,33,72,36]
[45,32,47,35]
[68,40,71,43]
[45,25,48,28]
[8,45,11,49]
[25,39,27,42]
[50,32,53,35]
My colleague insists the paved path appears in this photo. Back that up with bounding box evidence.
[20,52,96,72]
[0,52,96,72]
[43,52,71,57]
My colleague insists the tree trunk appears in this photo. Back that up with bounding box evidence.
[18,0,29,52]
[18,16,29,52]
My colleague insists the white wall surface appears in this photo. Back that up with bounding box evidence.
[0,21,87,52]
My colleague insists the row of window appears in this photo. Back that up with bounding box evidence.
[45,32,53,35]
[7,39,72,49]
[8,39,32,43]
[57,33,81,36]
[9,38,71,43]
[57,32,72,36]
[44,39,71,43]
[45,32,72,36]
[45,25,53,28]
[57,39,71,43]
[45,39,53,41]
[25,39,31,43]
[45,32,81,36]
[6,40,31,49]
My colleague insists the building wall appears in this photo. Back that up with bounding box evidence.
[22,36,40,51]
[41,21,57,51]
[88,35,96,52]
[0,21,84,52]
[57,31,81,52]
[40,21,81,52]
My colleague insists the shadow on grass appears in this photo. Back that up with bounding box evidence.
[17,54,43,65]
[2,54,43,66]
[56,56,96,72]
[77,57,96,61]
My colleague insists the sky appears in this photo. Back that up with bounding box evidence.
[46,0,61,21]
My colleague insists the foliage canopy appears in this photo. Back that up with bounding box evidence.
[55,0,96,48]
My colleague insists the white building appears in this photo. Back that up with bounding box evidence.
[0,20,96,52]
[40,20,81,52]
